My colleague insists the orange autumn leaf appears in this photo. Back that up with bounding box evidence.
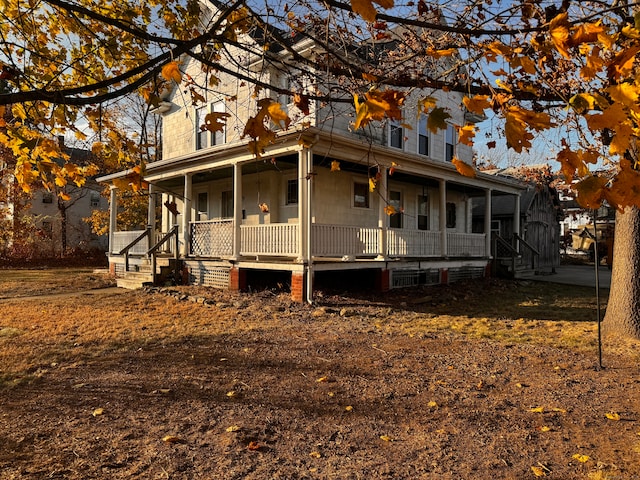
[369,177,376,192]
[607,45,640,80]
[351,0,394,22]
[549,12,571,58]
[331,160,341,172]
[247,441,261,450]
[456,124,476,146]
[531,466,546,477]
[353,89,405,130]
[574,175,607,209]
[293,93,310,115]
[451,157,476,178]
[427,107,451,134]
[202,112,230,133]
[463,95,491,115]
[384,205,396,215]
[161,61,182,84]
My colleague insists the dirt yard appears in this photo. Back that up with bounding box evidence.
[1,269,640,479]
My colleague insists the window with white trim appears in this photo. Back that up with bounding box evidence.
[389,190,402,228]
[195,101,226,149]
[418,194,429,230]
[353,182,370,209]
[418,115,429,156]
[286,179,298,205]
[445,124,456,162]
[389,121,403,149]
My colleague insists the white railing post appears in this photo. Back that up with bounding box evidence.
[148,183,156,250]
[182,174,192,256]
[485,188,492,257]
[439,179,447,257]
[377,166,388,260]
[297,148,309,263]
[233,162,242,260]
[108,185,118,254]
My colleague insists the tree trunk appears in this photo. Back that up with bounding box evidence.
[602,206,640,339]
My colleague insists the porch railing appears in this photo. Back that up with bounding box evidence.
[447,232,487,257]
[241,223,298,256]
[112,230,148,255]
[312,224,380,257]
[388,229,441,257]
[185,221,489,260]
[190,219,233,257]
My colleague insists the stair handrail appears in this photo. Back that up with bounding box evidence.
[513,233,540,271]
[147,225,180,285]
[493,234,518,275]
[118,228,151,274]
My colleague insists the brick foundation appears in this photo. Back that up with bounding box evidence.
[291,272,305,303]
[440,268,449,284]
[109,262,116,276]
[229,267,246,291]
[375,269,390,292]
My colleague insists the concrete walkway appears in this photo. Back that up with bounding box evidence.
[530,264,611,289]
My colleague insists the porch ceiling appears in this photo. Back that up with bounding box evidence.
[153,155,298,190]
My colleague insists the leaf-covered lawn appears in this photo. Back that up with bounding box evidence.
[1,273,639,479]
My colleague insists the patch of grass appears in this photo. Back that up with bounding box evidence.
[0,268,114,298]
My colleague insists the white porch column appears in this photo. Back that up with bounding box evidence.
[439,179,447,257]
[297,149,309,263]
[182,174,192,256]
[232,162,243,259]
[108,185,118,254]
[376,166,388,260]
[513,193,521,238]
[484,188,492,257]
[305,147,314,303]
[147,183,156,243]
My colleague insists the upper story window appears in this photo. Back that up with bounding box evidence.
[196,101,226,150]
[389,121,403,149]
[445,124,456,162]
[418,115,429,156]
[42,192,54,204]
[90,192,100,207]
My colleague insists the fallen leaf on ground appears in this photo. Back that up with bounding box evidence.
[226,425,241,432]
[573,453,590,463]
[380,435,392,442]
[92,408,103,417]
[162,435,184,444]
[531,466,546,477]
[247,441,261,450]
[605,412,621,421]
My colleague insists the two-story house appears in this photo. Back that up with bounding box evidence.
[99,6,525,301]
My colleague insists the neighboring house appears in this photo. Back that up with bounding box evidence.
[1,140,109,257]
[99,6,526,301]
[473,167,563,274]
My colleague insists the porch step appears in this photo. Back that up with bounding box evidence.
[117,271,154,290]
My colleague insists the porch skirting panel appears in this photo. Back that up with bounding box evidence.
[185,260,231,289]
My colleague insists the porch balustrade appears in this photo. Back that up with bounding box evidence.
[447,232,486,257]
[182,222,488,260]
[190,219,233,257]
[112,230,148,255]
[388,228,441,257]
[241,223,299,256]
[312,224,380,257]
